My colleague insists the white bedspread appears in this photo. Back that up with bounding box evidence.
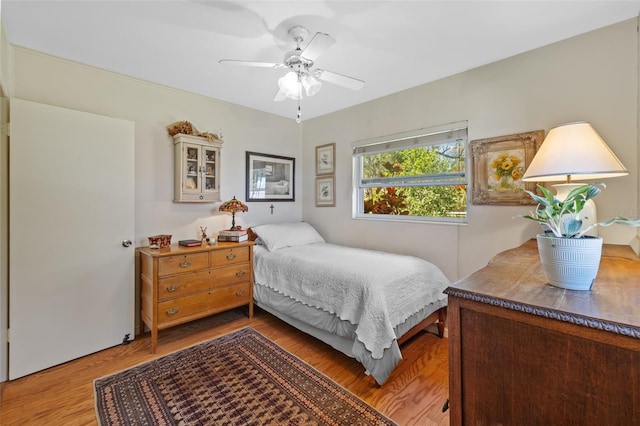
[253,243,449,359]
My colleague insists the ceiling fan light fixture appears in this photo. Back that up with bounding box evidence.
[278,71,301,99]
[220,24,365,122]
[301,72,322,97]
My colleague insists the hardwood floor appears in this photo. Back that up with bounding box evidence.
[0,307,450,426]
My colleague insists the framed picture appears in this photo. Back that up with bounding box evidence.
[471,130,545,205]
[315,176,335,207]
[246,151,295,202]
[315,143,335,175]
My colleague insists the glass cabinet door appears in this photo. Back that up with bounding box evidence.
[184,143,201,193]
[203,147,217,193]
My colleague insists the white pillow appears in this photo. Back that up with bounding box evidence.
[251,222,325,251]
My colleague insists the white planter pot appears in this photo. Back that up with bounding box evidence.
[536,234,603,291]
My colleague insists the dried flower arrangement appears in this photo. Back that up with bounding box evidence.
[167,120,194,136]
[167,121,220,141]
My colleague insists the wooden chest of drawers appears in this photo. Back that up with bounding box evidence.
[445,240,640,425]
[139,241,254,352]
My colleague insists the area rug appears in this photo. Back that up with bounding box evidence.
[94,327,397,425]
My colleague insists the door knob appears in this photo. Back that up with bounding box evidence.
[122,240,132,247]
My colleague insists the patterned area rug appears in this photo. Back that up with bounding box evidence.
[94,327,397,425]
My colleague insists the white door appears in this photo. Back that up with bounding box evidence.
[9,99,135,379]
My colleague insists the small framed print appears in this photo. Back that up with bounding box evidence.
[315,143,335,175]
[315,176,335,207]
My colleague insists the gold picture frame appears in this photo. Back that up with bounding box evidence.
[315,143,335,175]
[471,130,545,205]
[315,176,335,207]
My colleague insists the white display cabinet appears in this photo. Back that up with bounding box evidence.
[173,134,223,202]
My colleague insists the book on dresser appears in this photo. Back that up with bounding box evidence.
[218,229,248,237]
[218,229,248,242]
[217,234,248,242]
[179,239,203,247]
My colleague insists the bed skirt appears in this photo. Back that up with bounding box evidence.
[254,283,447,385]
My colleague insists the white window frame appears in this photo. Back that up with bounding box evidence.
[352,121,469,224]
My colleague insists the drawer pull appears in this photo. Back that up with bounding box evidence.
[179,259,191,268]
[235,270,245,277]
[167,284,180,292]
[236,290,245,296]
[166,307,180,316]
[226,253,236,261]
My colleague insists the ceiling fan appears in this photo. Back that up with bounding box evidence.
[219,26,365,122]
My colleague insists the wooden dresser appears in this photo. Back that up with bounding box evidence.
[139,241,254,352]
[445,239,640,425]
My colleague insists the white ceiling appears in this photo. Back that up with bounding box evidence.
[2,1,640,122]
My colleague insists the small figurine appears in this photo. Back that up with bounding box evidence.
[200,226,208,246]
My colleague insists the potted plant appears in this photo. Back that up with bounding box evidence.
[517,183,640,290]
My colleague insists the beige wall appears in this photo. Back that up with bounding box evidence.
[11,48,302,246]
[302,18,639,281]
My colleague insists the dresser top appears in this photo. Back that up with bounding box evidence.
[445,239,640,337]
[138,240,254,257]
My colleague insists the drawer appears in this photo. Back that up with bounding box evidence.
[158,263,252,301]
[158,270,214,301]
[157,252,208,276]
[214,263,252,287]
[210,246,250,266]
[157,282,251,326]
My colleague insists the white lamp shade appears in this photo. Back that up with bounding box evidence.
[301,72,322,97]
[522,122,628,182]
[278,71,301,100]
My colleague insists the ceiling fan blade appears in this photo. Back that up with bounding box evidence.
[315,69,365,91]
[219,59,283,69]
[300,32,336,61]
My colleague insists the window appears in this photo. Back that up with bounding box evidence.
[352,121,468,223]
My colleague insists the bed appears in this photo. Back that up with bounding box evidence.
[265,180,290,195]
[248,222,449,385]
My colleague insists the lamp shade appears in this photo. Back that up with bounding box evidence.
[219,196,248,213]
[521,122,628,182]
[278,71,301,100]
[219,196,248,231]
[301,72,322,96]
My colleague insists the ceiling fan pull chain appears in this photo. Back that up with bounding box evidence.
[296,75,302,124]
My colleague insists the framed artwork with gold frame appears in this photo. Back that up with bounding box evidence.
[471,130,545,205]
